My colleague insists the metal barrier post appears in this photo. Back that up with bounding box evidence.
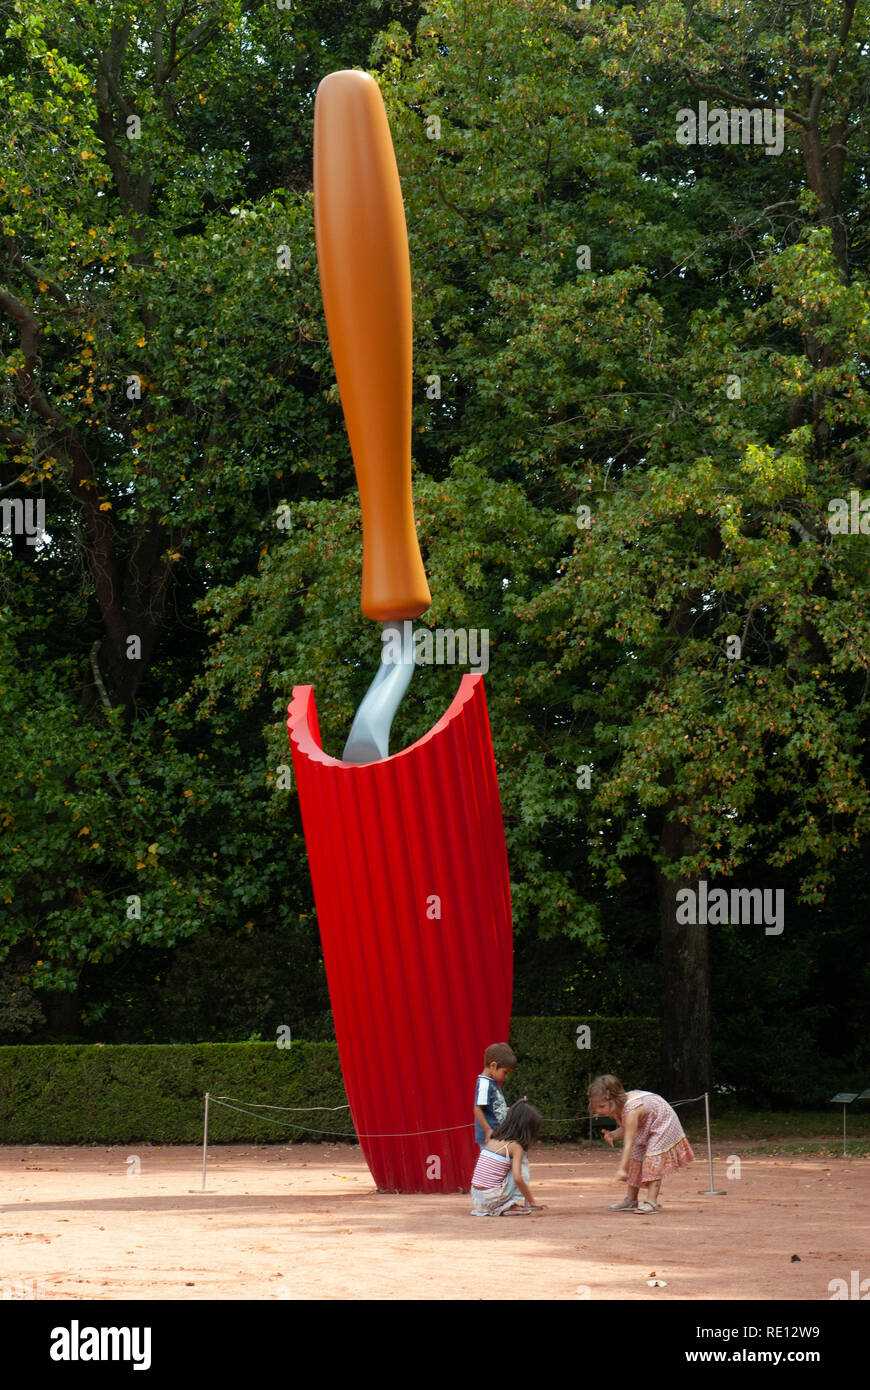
[698,1090,726,1195]
[201,1092,210,1192]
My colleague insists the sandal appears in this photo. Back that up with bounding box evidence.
[608,1199,638,1211]
[634,1200,660,1214]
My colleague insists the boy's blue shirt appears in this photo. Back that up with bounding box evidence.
[474,1072,508,1145]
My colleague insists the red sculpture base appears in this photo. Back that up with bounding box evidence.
[288,674,513,1193]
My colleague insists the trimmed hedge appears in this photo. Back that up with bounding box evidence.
[0,1042,347,1145]
[0,1017,661,1144]
[507,1016,664,1140]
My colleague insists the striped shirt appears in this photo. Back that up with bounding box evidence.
[471,1144,512,1190]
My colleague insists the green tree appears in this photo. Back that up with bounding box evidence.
[199,0,869,1092]
[3,0,868,1102]
[0,0,420,1029]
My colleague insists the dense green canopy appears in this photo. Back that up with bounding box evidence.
[1,0,868,1101]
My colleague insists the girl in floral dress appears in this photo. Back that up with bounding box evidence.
[589,1073,694,1213]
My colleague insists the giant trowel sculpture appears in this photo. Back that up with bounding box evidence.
[288,70,512,1193]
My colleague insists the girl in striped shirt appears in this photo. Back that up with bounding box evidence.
[470,1100,545,1216]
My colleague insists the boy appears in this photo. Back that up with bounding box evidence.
[474,1043,516,1147]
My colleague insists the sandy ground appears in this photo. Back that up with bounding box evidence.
[1,1142,866,1301]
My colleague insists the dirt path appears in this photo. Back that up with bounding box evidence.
[1,1143,866,1301]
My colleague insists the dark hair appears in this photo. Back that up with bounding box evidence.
[484,1042,517,1069]
[491,1099,541,1152]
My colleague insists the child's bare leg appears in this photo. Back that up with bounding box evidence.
[638,1179,662,1209]
[610,1185,639,1209]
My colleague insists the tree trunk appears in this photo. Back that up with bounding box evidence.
[42,988,80,1040]
[657,806,711,1099]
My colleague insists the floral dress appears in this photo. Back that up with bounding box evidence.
[621,1091,694,1186]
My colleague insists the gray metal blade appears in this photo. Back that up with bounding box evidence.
[342,621,416,763]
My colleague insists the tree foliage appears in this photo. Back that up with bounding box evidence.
[1,0,868,1099]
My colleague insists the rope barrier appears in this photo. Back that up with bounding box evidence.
[199,1088,721,1192]
[207,1094,472,1139]
[535,1093,707,1125]
[209,1094,351,1112]
[201,1089,710,1154]
[206,1090,707,1123]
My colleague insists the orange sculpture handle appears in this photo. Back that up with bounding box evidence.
[313,70,431,622]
